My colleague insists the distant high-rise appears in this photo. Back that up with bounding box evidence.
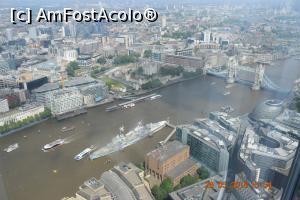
[6,28,13,41]
[68,22,77,38]
[204,31,212,43]
[28,27,38,39]
[161,15,167,28]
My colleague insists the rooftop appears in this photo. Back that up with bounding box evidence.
[64,77,97,88]
[33,82,60,93]
[165,159,197,179]
[146,141,189,162]
[169,175,223,200]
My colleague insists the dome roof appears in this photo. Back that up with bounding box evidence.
[249,99,284,121]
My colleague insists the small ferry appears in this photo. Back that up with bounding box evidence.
[60,126,75,132]
[42,139,65,151]
[74,146,95,160]
[4,143,19,152]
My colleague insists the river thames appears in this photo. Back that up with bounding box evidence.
[0,58,299,200]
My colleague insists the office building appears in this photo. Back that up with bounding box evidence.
[232,172,282,200]
[0,103,45,126]
[33,82,60,104]
[161,15,167,28]
[80,82,108,106]
[169,175,224,200]
[77,55,92,68]
[176,124,230,174]
[175,48,193,57]
[47,88,83,116]
[0,98,9,113]
[164,54,205,69]
[145,141,198,186]
[0,75,18,89]
[63,49,78,62]
[204,31,212,43]
[63,162,154,200]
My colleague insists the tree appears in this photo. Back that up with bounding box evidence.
[159,66,184,77]
[180,175,199,188]
[143,49,152,58]
[141,79,162,90]
[66,61,79,77]
[113,55,138,65]
[197,166,209,179]
[160,178,173,193]
[151,185,168,200]
[173,184,182,191]
[136,67,144,75]
[97,57,106,64]
[107,55,114,59]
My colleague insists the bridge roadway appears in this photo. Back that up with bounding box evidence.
[106,93,158,112]
[207,69,289,94]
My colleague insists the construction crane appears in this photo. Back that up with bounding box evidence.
[59,70,66,89]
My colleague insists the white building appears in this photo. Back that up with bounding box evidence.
[204,31,212,43]
[161,15,167,28]
[63,49,78,62]
[0,98,9,113]
[47,88,83,115]
[141,60,160,76]
[0,104,45,126]
[0,75,18,89]
[80,82,108,106]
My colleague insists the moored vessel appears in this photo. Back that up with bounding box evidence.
[89,120,167,160]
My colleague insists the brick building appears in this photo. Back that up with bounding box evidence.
[145,141,198,186]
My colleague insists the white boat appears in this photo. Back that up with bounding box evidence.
[223,91,231,96]
[60,126,75,132]
[149,94,162,100]
[42,139,65,151]
[74,146,95,160]
[90,120,167,160]
[4,143,19,152]
[123,103,135,109]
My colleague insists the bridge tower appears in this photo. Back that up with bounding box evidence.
[227,57,238,84]
[252,62,267,90]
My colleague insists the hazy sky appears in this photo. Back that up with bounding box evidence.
[0,0,294,8]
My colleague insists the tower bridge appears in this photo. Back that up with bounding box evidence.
[207,57,289,94]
